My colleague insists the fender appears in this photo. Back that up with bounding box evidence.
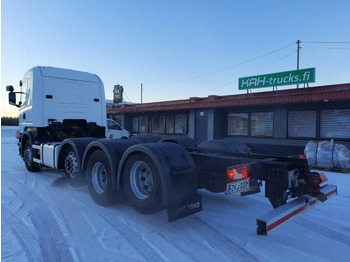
[160,137,197,148]
[118,143,198,207]
[129,135,161,144]
[58,138,98,170]
[82,139,136,187]
[20,131,35,158]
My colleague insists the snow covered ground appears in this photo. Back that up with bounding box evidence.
[2,126,350,262]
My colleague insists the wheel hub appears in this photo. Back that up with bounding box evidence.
[64,152,78,178]
[92,162,107,194]
[24,146,32,164]
[130,161,153,200]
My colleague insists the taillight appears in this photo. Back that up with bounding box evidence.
[227,165,249,181]
[299,155,307,159]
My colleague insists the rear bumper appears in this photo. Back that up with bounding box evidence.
[256,184,337,235]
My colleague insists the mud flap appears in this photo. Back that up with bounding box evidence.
[256,184,337,235]
[167,194,203,222]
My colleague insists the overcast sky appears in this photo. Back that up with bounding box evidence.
[2,0,350,117]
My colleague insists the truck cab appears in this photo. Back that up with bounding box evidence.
[7,66,107,142]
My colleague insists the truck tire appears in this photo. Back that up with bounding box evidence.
[23,140,41,172]
[87,150,118,206]
[123,154,162,214]
[63,146,83,187]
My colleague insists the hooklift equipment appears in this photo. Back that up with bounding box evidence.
[6,66,337,236]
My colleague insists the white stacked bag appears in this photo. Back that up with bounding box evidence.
[304,140,350,169]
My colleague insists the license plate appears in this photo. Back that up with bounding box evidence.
[225,178,250,195]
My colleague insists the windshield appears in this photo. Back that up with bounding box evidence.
[107,120,122,130]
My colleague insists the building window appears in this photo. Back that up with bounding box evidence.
[228,113,248,136]
[288,110,316,138]
[132,117,139,132]
[152,116,165,133]
[251,112,273,137]
[321,109,350,138]
[166,116,175,133]
[139,116,147,133]
[175,115,186,134]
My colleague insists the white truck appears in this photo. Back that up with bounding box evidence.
[6,66,337,234]
[106,119,130,139]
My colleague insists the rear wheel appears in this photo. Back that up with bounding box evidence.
[23,140,41,172]
[123,154,162,214]
[87,150,117,206]
[63,146,84,187]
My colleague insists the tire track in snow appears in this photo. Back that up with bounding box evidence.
[2,175,75,262]
[183,217,261,262]
[93,208,168,262]
[75,195,216,262]
[145,216,229,261]
[71,189,193,261]
[45,180,164,262]
[73,187,259,261]
[2,205,44,262]
[296,218,350,246]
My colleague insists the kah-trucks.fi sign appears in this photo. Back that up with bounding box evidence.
[238,68,315,90]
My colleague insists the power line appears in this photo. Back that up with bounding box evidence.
[179,42,295,82]
[303,41,350,44]
[194,80,236,96]
[193,49,297,97]
[303,47,350,50]
[123,91,131,103]
[253,50,296,74]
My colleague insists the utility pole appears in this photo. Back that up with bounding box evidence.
[296,40,301,88]
[141,83,143,104]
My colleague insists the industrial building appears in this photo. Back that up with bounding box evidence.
[107,83,350,155]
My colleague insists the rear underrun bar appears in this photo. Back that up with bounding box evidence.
[256,184,337,235]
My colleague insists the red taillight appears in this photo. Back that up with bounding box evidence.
[299,155,307,159]
[228,169,235,180]
[227,165,249,181]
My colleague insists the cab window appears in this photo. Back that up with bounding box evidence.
[107,120,122,130]
[20,79,32,107]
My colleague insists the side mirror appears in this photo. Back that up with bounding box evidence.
[6,85,20,106]
[6,85,14,92]
[9,92,16,106]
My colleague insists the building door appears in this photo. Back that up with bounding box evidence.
[195,109,208,143]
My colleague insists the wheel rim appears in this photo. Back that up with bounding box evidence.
[24,144,32,165]
[64,151,78,178]
[92,162,108,194]
[130,161,153,199]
